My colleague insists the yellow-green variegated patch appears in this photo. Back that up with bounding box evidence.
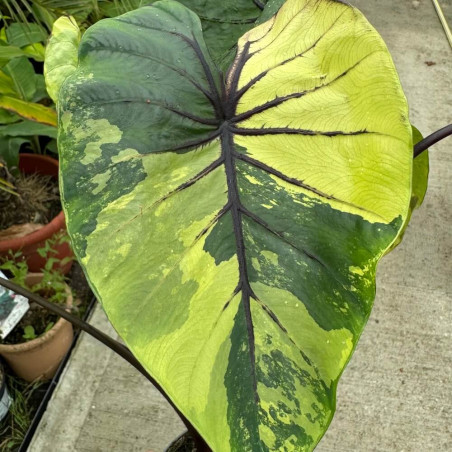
[44,16,81,104]
[58,0,413,450]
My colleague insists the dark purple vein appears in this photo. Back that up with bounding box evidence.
[247,14,276,45]
[111,157,225,235]
[86,45,218,109]
[197,15,258,24]
[252,291,327,385]
[225,42,251,118]
[222,283,242,312]
[88,98,220,126]
[241,206,363,310]
[239,205,326,268]
[158,129,223,153]
[189,33,223,119]
[233,151,386,220]
[231,126,369,137]
[231,51,382,123]
[252,294,297,346]
[232,91,306,123]
[195,202,231,241]
[246,0,312,56]
[114,18,223,117]
[222,128,259,404]
[234,10,347,102]
[252,0,265,10]
[113,129,221,158]
[164,157,225,200]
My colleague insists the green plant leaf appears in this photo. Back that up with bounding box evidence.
[0,119,57,138]
[99,0,147,18]
[4,56,37,101]
[0,175,19,196]
[0,136,28,169]
[58,0,413,450]
[0,70,16,95]
[0,108,20,124]
[0,44,31,62]
[44,322,55,333]
[23,325,36,340]
[45,137,58,154]
[32,74,49,102]
[31,2,57,31]
[44,16,81,103]
[5,22,47,47]
[0,96,57,126]
[22,42,46,61]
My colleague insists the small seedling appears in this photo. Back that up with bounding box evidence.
[22,326,36,341]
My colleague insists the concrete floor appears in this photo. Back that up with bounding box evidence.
[29,0,451,451]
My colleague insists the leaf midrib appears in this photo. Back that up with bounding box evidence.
[221,124,260,404]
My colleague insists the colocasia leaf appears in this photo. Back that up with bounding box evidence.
[58,1,413,450]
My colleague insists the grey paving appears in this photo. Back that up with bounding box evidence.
[29,0,451,451]
[28,306,185,452]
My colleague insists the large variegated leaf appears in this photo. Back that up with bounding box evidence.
[58,0,412,450]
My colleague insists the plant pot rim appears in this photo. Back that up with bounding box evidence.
[0,211,66,252]
[0,272,72,353]
[0,153,65,252]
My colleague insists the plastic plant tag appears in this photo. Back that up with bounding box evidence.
[0,271,29,339]
[0,384,11,421]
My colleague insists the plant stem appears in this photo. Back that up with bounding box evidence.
[0,277,132,365]
[414,124,452,158]
[0,276,209,449]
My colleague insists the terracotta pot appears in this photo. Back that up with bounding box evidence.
[0,273,73,382]
[0,154,73,274]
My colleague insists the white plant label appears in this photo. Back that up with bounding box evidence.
[0,271,29,339]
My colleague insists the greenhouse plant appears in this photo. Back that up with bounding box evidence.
[1,0,451,450]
